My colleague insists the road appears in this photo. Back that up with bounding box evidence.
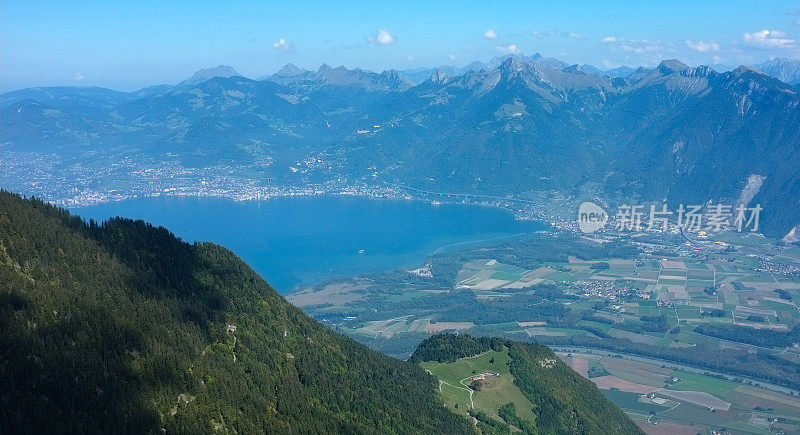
[425,369,475,409]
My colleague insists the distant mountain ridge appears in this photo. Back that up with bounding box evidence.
[755,58,800,86]
[269,63,415,92]
[178,65,240,87]
[2,55,799,238]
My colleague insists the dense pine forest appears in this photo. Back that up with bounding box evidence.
[0,190,472,433]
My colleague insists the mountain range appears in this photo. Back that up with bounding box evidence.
[2,54,799,238]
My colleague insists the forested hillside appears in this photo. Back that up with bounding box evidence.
[412,334,643,434]
[0,190,471,433]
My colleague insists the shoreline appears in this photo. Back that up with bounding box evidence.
[67,192,551,294]
[52,182,563,227]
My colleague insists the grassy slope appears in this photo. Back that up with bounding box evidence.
[421,348,537,424]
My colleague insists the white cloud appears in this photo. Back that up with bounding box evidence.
[685,40,719,52]
[406,55,414,61]
[622,40,661,53]
[484,29,498,39]
[495,44,519,54]
[272,38,292,50]
[743,29,796,49]
[74,72,84,81]
[564,32,588,40]
[603,37,666,54]
[448,54,457,60]
[367,29,396,45]
[532,30,546,39]
[534,30,585,39]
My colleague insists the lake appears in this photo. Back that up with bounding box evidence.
[72,196,546,293]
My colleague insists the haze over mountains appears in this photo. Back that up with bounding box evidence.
[2,54,800,238]
[755,58,800,86]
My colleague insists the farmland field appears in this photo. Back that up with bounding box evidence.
[560,352,800,434]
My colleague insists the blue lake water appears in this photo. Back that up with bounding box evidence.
[71,196,545,293]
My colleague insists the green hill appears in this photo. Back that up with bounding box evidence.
[412,334,644,434]
[0,191,471,433]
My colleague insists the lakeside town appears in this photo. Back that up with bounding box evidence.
[1,148,572,224]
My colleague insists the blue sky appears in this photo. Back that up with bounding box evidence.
[3,0,800,91]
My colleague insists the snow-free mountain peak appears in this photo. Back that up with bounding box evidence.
[179,65,240,87]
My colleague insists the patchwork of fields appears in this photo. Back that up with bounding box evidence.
[561,352,800,434]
